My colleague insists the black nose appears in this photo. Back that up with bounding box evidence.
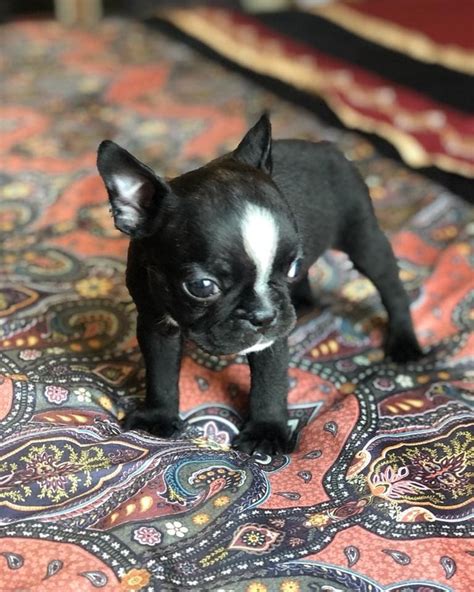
[248,309,276,329]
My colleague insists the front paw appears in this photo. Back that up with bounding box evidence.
[123,408,183,438]
[233,421,293,455]
[385,328,423,363]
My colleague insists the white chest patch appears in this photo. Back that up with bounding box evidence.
[241,203,279,296]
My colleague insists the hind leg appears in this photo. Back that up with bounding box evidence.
[343,223,422,362]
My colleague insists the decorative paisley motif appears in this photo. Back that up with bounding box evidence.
[16,248,82,282]
[0,552,24,570]
[0,432,148,518]
[382,549,411,565]
[44,559,63,579]
[275,491,301,501]
[302,449,322,460]
[297,470,312,483]
[323,421,338,436]
[440,555,457,579]
[79,571,109,588]
[344,545,360,568]
[0,286,39,319]
[0,200,35,234]
[228,524,283,554]
[347,420,474,522]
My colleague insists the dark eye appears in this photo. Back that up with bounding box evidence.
[182,278,221,300]
[287,257,303,281]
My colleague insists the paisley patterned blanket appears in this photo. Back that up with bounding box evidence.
[0,17,473,592]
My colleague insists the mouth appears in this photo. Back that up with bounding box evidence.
[189,333,275,357]
[189,313,296,357]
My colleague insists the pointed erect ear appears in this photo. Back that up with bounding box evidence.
[233,113,272,174]
[96,140,171,238]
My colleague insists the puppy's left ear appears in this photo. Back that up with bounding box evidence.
[233,113,272,174]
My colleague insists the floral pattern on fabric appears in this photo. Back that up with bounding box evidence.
[0,16,472,592]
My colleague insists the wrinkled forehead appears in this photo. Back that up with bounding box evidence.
[193,197,299,278]
[170,164,299,272]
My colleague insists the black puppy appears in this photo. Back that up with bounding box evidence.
[97,114,422,454]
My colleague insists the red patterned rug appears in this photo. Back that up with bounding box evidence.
[1,16,473,592]
[153,3,474,199]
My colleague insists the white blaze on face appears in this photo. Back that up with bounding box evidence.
[241,202,279,298]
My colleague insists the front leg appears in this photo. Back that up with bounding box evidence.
[123,313,183,437]
[233,338,293,455]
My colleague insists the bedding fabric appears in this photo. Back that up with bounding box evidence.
[153,4,474,198]
[0,16,473,592]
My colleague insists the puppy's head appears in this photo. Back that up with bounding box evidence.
[97,114,302,355]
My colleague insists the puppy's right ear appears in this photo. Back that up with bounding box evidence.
[97,140,171,238]
[233,113,272,174]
